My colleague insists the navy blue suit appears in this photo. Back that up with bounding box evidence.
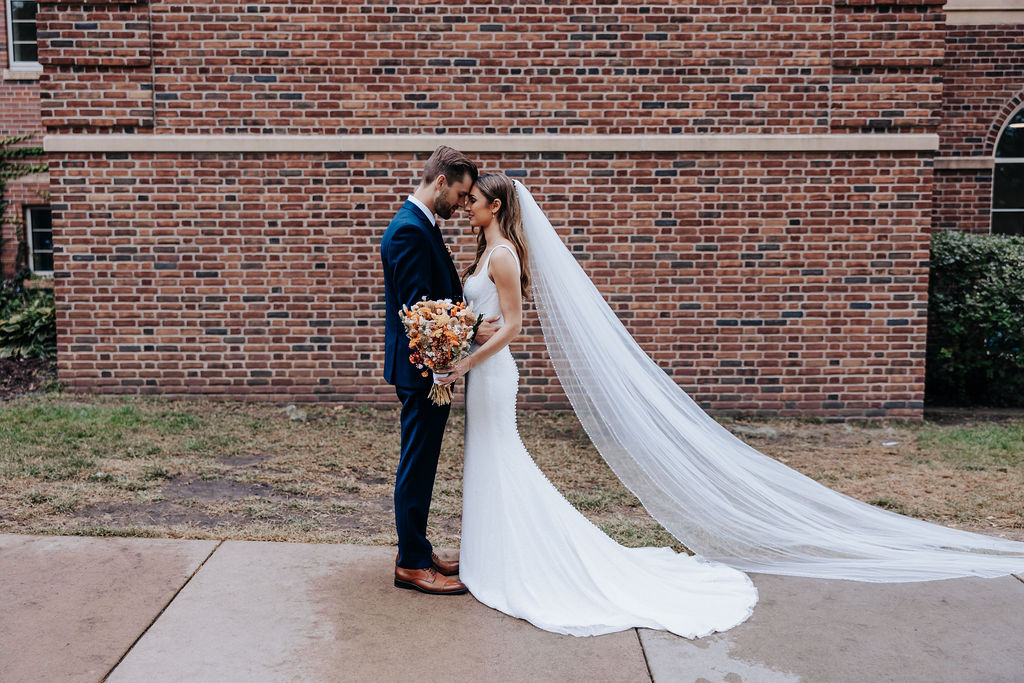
[380,200,463,569]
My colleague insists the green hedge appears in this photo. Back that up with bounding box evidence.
[927,230,1024,407]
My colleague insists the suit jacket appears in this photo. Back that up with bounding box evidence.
[380,200,464,388]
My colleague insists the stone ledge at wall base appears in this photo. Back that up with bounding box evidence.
[54,382,924,423]
[21,278,54,291]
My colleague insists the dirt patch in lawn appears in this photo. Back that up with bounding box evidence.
[159,472,280,501]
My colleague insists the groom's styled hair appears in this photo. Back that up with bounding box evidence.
[423,146,478,187]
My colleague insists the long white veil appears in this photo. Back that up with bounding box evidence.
[513,179,1024,582]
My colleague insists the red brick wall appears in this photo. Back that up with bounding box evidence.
[0,76,42,136]
[0,6,44,133]
[932,166,995,236]
[50,151,930,418]
[39,0,950,418]
[35,0,949,137]
[38,0,153,132]
[934,23,1024,234]
[149,0,836,136]
[1,5,48,278]
[831,0,944,134]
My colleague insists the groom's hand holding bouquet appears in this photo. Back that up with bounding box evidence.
[401,297,483,406]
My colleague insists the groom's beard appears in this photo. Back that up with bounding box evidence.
[435,195,456,220]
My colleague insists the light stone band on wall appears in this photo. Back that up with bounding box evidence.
[44,134,940,154]
[944,0,1024,24]
[934,157,996,170]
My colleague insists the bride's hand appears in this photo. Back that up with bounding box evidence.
[436,358,472,387]
[474,316,502,344]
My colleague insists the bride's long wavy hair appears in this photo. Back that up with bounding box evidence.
[461,172,531,299]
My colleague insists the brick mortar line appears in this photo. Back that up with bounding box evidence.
[101,539,224,682]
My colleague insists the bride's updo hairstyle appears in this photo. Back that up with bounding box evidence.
[462,172,531,299]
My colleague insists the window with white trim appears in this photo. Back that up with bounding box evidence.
[993,108,1024,236]
[25,206,52,274]
[6,1,40,70]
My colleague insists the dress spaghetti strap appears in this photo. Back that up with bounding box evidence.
[484,243,520,273]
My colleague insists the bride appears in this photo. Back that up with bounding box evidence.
[438,173,757,638]
[436,173,1024,638]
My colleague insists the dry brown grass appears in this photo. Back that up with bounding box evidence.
[1,394,1022,550]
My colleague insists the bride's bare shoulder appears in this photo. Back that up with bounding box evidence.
[487,243,520,280]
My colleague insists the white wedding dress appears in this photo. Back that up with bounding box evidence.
[459,245,758,638]
[455,179,1024,636]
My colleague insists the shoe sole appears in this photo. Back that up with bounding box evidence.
[394,578,469,595]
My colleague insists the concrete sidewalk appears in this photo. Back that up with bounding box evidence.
[1,534,1022,682]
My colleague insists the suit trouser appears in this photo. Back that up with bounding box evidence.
[394,384,452,569]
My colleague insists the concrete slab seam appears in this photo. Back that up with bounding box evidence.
[635,628,654,683]
[100,540,224,682]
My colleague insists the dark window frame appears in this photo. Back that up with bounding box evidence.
[25,205,53,275]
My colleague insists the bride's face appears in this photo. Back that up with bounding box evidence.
[465,186,497,232]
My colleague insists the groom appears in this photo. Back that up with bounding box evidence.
[380,146,496,595]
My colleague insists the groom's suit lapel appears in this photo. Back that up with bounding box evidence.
[402,200,462,297]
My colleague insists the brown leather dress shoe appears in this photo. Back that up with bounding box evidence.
[394,565,468,595]
[430,551,459,576]
[393,551,460,576]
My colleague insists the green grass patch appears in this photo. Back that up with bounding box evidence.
[916,420,1024,470]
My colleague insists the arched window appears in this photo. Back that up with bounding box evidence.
[993,107,1024,235]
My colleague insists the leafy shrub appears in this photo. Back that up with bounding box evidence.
[1,269,34,318]
[0,287,56,360]
[927,230,1024,406]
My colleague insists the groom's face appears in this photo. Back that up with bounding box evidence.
[434,173,473,220]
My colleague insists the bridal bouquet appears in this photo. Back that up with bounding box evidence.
[401,297,483,405]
